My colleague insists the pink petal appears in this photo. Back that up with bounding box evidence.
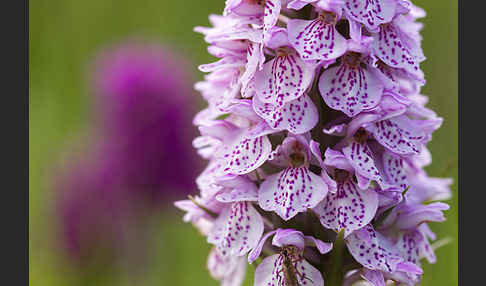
[174,199,208,223]
[343,0,398,32]
[221,259,247,286]
[199,56,246,73]
[221,130,272,175]
[216,189,259,203]
[254,254,324,286]
[322,148,355,173]
[268,145,292,168]
[263,0,282,43]
[203,24,263,44]
[304,236,333,254]
[395,229,436,266]
[241,76,257,98]
[313,179,378,237]
[383,269,421,286]
[225,0,265,17]
[265,26,290,49]
[365,115,425,155]
[382,151,408,190]
[309,142,338,192]
[208,247,243,278]
[215,176,259,202]
[318,63,383,117]
[272,229,306,250]
[259,167,329,220]
[405,172,453,204]
[208,202,264,257]
[375,188,402,213]
[208,248,248,286]
[342,141,392,190]
[372,23,424,76]
[240,42,265,93]
[393,202,449,230]
[224,99,262,123]
[345,224,404,272]
[248,230,278,263]
[255,52,315,106]
[361,269,386,286]
[253,93,319,134]
[288,18,347,61]
[287,0,319,10]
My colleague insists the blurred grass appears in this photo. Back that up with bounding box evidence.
[29,1,457,285]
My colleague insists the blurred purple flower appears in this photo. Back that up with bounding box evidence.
[55,40,201,264]
[93,42,199,201]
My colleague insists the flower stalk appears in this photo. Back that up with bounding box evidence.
[327,230,345,286]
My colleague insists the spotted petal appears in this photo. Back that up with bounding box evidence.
[345,224,404,272]
[342,141,392,190]
[255,52,315,106]
[216,188,259,203]
[288,18,347,61]
[254,253,324,286]
[365,115,425,155]
[372,23,424,76]
[253,93,318,134]
[343,0,398,31]
[208,248,247,286]
[375,188,402,214]
[263,0,282,43]
[313,179,378,237]
[382,151,408,189]
[396,229,436,266]
[221,129,273,175]
[208,202,264,257]
[318,63,383,117]
[361,269,386,286]
[240,42,265,93]
[208,247,238,279]
[383,267,422,286]
[259,167,328,220]
[215,176,259,202]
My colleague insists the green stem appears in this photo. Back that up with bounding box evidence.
[327,230,345,286]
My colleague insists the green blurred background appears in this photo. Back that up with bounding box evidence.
[29,1,458,285]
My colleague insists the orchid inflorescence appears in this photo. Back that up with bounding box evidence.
[176,1,452,285]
